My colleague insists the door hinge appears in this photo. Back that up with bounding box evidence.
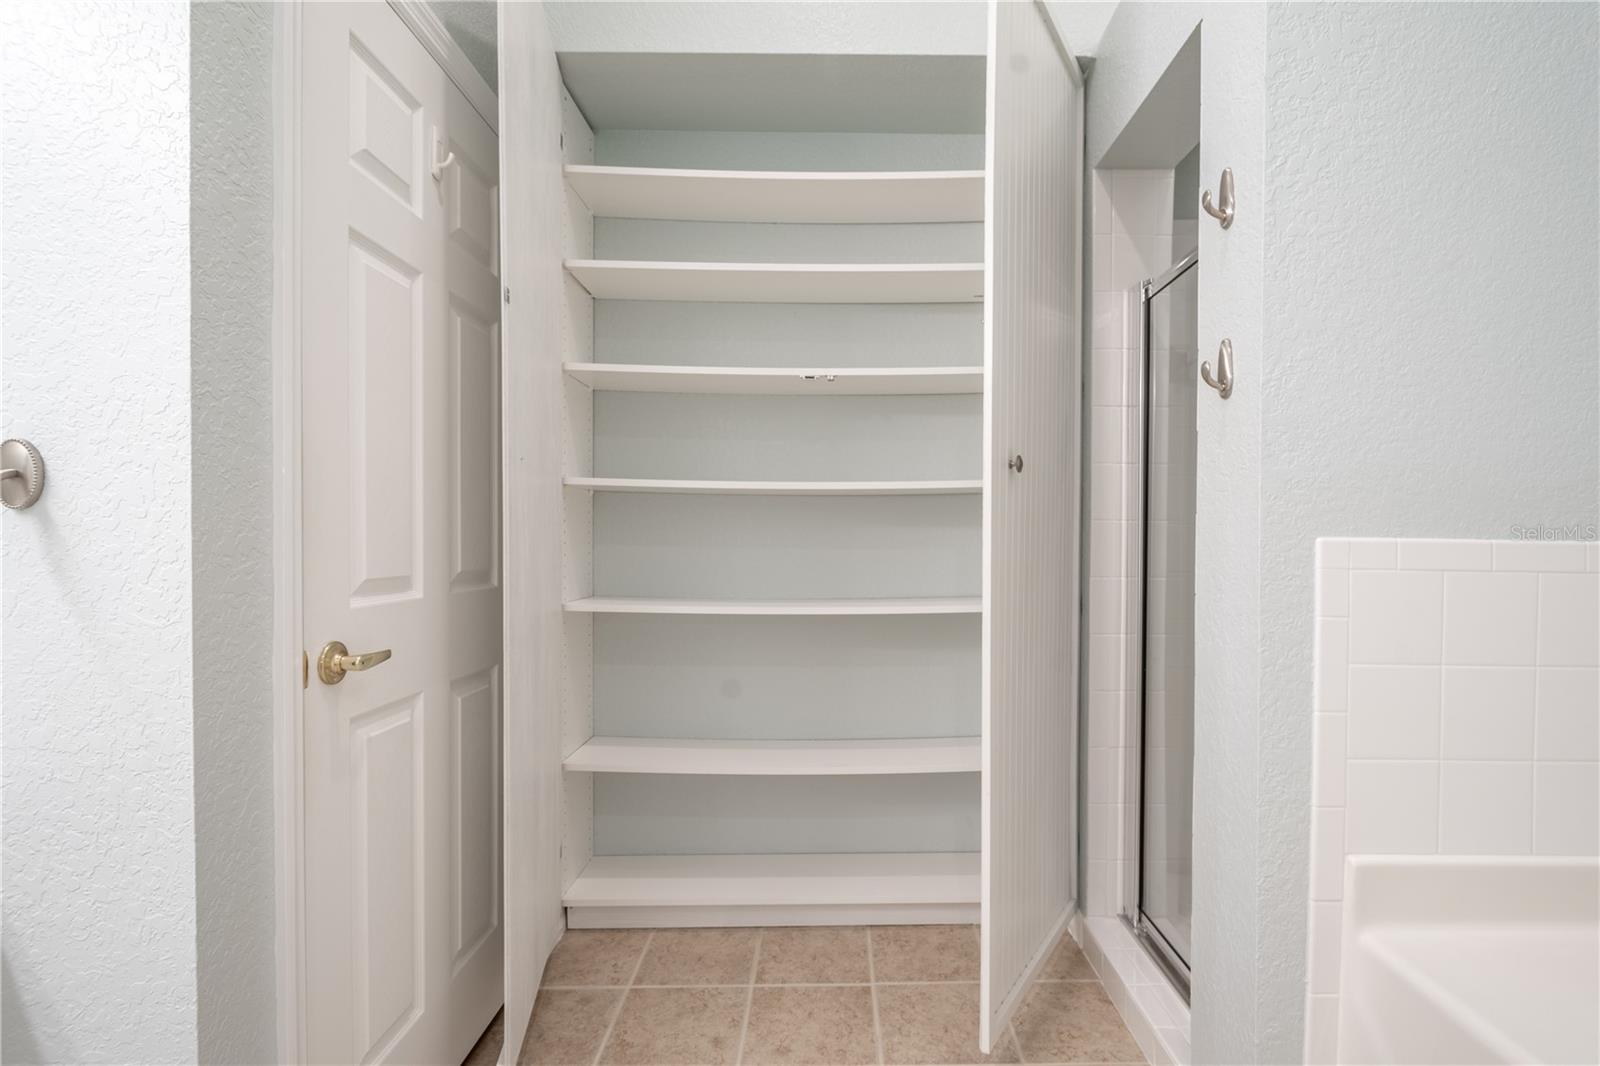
[504,286,511,304]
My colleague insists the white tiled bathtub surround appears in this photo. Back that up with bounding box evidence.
[1303,537,1600,1063]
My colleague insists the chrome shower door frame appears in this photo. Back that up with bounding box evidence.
[1120,250,1198,1001]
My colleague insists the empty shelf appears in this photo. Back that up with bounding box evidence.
[564,165,985,223]
[563,597,981,616]
[563,852,980,910]
[564,736,981,776]
[563,477,982,496]
[563,363,983,395]
[565,260,984,303]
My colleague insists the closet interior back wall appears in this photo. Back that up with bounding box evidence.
[557,103,991,922]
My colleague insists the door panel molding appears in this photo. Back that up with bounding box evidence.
[274,5,501,1062]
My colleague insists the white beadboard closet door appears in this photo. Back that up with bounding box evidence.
[498,2,565,1063]
[980,0,1084,1051]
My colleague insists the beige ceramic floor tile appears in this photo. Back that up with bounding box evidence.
[756,926,871,984]
[597,987,748,1065]
[1012,981,1144,1064]
[461,1008,503,1066]
[871,925,981,982]
[875,983,1021,1064]
[1036,936,1098,982]
[541,929,651,987]
[740,985,878,1065]
[634,927,760,986]
[518,989,623,1065]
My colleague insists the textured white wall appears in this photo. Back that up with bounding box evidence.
[190,3,279,1063]
[1259,5,1600,1061]
[1,3,198,1063]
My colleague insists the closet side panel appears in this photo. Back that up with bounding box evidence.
[559,87,597,902]
[980,0,1084,1051]
[499,3,564,1062]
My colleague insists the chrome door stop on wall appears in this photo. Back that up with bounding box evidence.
[1,438,44,509]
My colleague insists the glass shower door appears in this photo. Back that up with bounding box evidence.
[1137,253,1197,977]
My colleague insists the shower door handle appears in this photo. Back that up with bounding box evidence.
[1201,339,1234,399]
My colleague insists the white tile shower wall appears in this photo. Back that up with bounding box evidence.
[1302,537,1600,1064]
[1084,167,1195,1065]
[1085,168,1177,920]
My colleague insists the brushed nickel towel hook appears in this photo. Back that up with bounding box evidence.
[1201,339,1234,399]
[1201,167,1235,229]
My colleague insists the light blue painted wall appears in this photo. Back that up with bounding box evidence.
[1090,3,1600,1062]
[430,0,497,85]
[1258,4,1599,1061]
[190,3,279,1063]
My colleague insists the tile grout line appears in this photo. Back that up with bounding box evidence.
[733,930,762,1066]
[590,930,653,1066]
[1530,577,1544,850]
[1436,573,1447,851]
[542,979,1102,992]
[866,927,885,1066]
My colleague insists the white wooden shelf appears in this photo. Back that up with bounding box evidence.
[563,362,983,396]
[564,476,981,496]
[564,736,980,776]
[564,165,985,223]
[556,53,986,137]
[563,852,980,911]
[564,597,981,616]
[564,260,984,304]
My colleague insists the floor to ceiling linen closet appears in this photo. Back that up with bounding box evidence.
[499,1,1084,1056]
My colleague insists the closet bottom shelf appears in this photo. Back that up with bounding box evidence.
[563,852,980,929]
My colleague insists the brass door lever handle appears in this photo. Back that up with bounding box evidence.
[317,641,393,684]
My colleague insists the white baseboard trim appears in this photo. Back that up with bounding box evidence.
[566,902,980,929]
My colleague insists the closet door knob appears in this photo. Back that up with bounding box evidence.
[1008,454,1024,473]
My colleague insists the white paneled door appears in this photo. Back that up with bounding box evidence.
[301,4,502,1063]
[980,0,1084,1051]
